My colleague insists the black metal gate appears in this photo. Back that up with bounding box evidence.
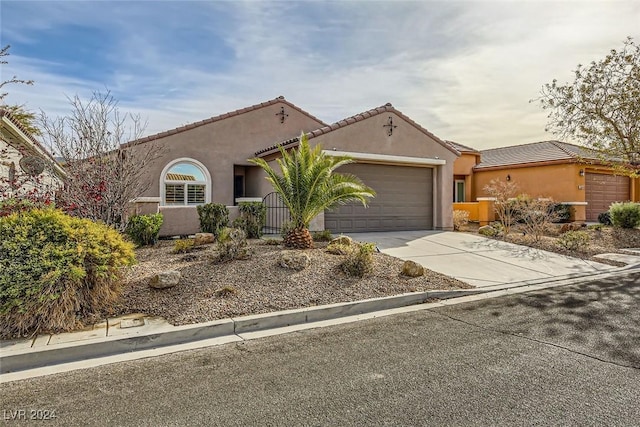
[262,192,290,234]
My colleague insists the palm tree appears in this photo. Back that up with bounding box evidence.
[249,132,375,249]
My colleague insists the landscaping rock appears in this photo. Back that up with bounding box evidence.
[279,250,311,271]
[401,260,424,277]
[150,270,181,289]
[478,225,496,237]
[329,235,353,246]
[194,233,215,246]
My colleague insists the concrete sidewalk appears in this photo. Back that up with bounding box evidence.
[347,230,638,287]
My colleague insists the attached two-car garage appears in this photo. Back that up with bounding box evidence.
[324,163,434,233]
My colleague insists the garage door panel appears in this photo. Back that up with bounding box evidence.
[325,163,433,233]
[586,173,630,221]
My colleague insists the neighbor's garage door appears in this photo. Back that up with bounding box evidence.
[324,163,433,233]
[585,173,630,221]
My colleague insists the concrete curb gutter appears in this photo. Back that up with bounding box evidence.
[0,288,483,374]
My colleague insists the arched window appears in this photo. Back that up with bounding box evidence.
[161,159,210,206]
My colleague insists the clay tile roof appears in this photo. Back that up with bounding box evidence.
[445,140,480,154]
[122,96,328,147]
[255,103,459,157]
[474,140,600,169]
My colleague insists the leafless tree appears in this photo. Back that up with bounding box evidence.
[40,91,163,230]
[483,178,519,237]
[0,44,39,135]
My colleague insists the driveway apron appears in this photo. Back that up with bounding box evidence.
[346,231,615,287]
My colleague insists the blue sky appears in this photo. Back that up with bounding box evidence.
[1,0,639,150]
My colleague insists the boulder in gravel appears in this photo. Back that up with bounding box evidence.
[150,270,181,289]
[401,260,424,277]
[279,250,311,271]
[194,233,215,246]
[478,225,496,237]
[329,235,353,246]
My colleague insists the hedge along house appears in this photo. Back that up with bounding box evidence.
[0,109,65,201]
[463,140,640,222]
[125,97,459,236]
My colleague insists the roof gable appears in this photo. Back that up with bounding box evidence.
[255,103,459,157]
[123,96,328,147]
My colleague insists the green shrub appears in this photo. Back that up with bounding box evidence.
[125,213,163,246]
[197,203,229,236]
[0,208,135,338]
[216,227,251,262]
[598,211,612,225]
[609,202,640,229]
[557,230,590,251]
[453,210,470,231]
[173,238,195,254]
[550,203,572,223]
[587,224,603,231]
[341,242,376,277]
[311,229,333,242]
[232,202,266,238]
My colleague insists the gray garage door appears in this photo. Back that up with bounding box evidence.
[324,163,433,233]
[585,173,630,221]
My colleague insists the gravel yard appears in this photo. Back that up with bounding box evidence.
[115,239,472,326]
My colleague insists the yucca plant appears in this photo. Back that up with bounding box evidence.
[249,132,375,249]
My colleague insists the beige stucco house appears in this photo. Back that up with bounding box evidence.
[126,97,459,236]
[0,109,65,201]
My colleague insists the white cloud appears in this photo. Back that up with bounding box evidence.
[1,0,639,151]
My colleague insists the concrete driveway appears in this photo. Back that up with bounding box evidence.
[347,230,616,287]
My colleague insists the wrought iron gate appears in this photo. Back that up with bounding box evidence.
[262,192,290,234]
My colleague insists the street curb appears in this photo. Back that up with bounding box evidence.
[0,288,483,374]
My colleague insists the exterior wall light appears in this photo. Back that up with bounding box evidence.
[579,169,585,176]
[506,174,511,181]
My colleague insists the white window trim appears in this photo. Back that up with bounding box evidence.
[160,158,212,206]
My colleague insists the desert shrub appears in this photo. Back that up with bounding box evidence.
[598,211,612,225]
[483,179,519,236]
[326,242,351,255]
[517,196,559,241]
[0,208,135,338]
[587,223,603,231]
[609,202,640,229]
[341,242,375,277]
[197,203,229,236]
[557,230,590,251]
[312,229,333,242]
[216,227,251,262]
[173,238,195,254]
[232,202,266,238]
[550,203,572,223]
[125,213,163,246]
[453,210,470,231]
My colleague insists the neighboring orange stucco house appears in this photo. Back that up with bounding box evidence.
[452,140,640,222]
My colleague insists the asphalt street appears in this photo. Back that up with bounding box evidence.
[2,271,639,427]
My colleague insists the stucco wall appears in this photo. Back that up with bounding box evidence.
[129,101,325,206]
[308,112,458,230]
[473,163,585,203]
[0,137,62,200]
